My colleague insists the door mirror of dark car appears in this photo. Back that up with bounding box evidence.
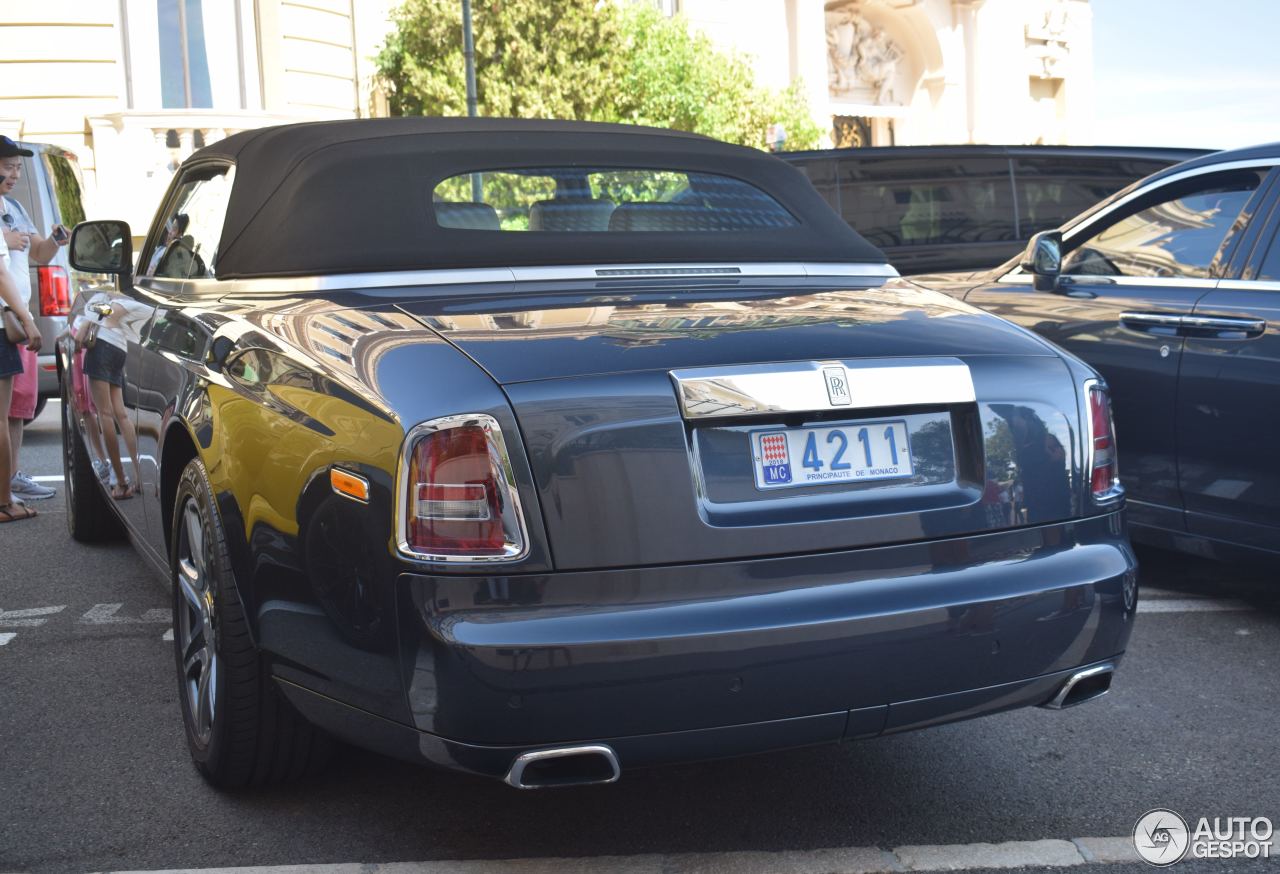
[1020,230,1062,292]
[70,220,133,283]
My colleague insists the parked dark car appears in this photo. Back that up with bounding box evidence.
[783,145,1207,275]
[4,141,89,419]
[914,142,1280,566]
[60,118,1135,790]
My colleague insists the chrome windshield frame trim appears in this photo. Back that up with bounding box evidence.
[143,262,898,298]
[395,413,531,564]
[1000,158,1280,284]
[670,357,976,421]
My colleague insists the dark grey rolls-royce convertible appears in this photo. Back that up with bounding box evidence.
[60,118,1136,790]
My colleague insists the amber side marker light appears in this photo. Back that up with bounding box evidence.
[330,467,370,503]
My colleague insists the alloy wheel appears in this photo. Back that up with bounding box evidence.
[176,497,218,746]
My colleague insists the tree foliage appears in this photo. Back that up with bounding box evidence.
[375,0,821,151]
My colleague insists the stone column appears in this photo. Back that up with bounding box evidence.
[792,0,833,146]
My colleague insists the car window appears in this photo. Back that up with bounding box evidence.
[833,156,1015,250]
[1014,156,1169,238]
[41,151,87,227]
[793,159,839,214]
[144,165,234,279]
[1061,170,1263,279]
[1256,229,1280,282]
[431,167,798,232]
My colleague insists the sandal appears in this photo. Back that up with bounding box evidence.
[111,482,135,500]
[0,502,37,523]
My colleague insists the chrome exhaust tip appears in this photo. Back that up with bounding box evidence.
[1041,663,1115,710]
[504,744,621,789]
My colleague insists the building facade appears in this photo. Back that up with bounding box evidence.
[667,0,1093,148]
[0,0,395,229]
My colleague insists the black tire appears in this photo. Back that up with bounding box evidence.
[171,457,333,789]
[60,381,123,543]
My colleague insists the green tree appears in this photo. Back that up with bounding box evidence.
[375,0,625,120]
[614,4,821,150]
[375,0,822,151]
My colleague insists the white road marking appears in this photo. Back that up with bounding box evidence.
[31,474,64,482]
[0,605,67,628]
[80,603,171,624]
[162,628,174,641]
[1136,598,1252,613]
[92,835,1159,873]
[0,632,17,646]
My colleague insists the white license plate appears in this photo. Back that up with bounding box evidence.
[751,420,913,490]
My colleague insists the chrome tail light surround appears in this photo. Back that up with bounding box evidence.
[395,413,529,563]
[1084,379,1124,505]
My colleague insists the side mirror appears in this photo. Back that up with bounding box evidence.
[1019,230,1062,292]
[70,220,133,283]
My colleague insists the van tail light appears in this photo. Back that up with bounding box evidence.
[1086,382,1123,502]
[399,414,527,561]
[38,265,70,316]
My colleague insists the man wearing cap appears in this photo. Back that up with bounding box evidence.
[1,135,67,502]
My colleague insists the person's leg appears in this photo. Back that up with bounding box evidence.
[0,376,33,519]
[91,377,126,493]
[109,384,140,490]
[7,348,54,500]
[7,415,18,470]
[0,378,12,505]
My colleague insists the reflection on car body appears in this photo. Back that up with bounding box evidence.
[59,118,1135,791]
[915,143,1280,566]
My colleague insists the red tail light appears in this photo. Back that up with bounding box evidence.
[37,265,70,317]
[400,415,527,560]
[1087,382,1122,502]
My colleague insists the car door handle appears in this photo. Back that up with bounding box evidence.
[1180,314,1267,338]
[1119,312,1185,332]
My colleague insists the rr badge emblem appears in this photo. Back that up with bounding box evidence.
[823,366,851,406]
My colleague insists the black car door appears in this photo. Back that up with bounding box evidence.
[1176,168,1280,554]
[964,163,1271,534]
[131,162,234,559]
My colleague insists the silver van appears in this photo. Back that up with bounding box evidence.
[5,142,88,420]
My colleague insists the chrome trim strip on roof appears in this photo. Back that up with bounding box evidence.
[185,262,896,296]
[671,358,975,421]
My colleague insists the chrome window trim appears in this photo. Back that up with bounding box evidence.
[671,358,975,421]
[141,261,897,298]
[1218,279,1280,292]
[395,413,530,564]
[1001,158,1280,284]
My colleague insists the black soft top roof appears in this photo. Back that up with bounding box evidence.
[189,117,884,280]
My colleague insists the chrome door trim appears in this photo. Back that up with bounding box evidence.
[1181,315,1267,333]
[671,358,975,421]
[147,262,898,298]
[1119,312,1186,329]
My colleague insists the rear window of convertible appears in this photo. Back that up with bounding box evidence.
[431,167,799,233]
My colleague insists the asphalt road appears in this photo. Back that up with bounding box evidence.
[2,402,1277,874]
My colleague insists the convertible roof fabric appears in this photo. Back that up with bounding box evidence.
[190,118,885,280]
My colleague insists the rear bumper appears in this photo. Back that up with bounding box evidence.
[279,512,1136,779]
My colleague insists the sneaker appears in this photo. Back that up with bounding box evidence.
[11,472,56,501]
[93,459,111,482]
